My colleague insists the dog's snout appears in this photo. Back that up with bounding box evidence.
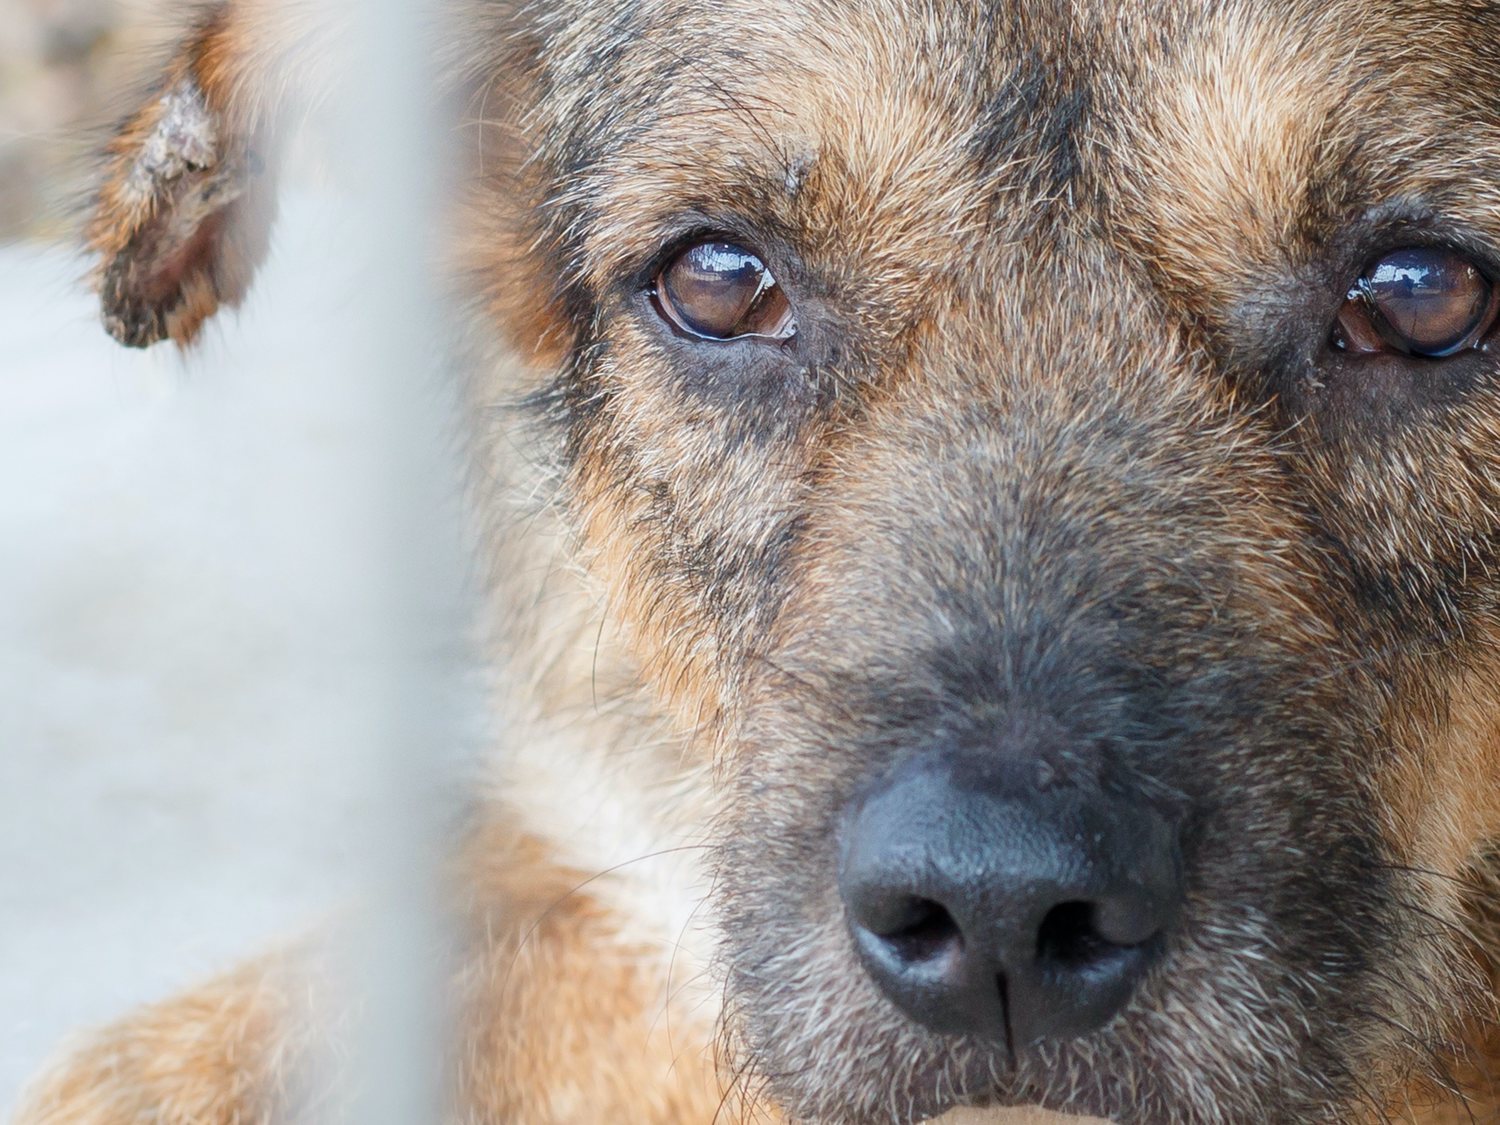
[839,749,1182,1050]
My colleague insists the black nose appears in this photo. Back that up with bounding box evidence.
[839,749,1182,1049]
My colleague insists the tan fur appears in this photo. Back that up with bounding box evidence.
[452,828,746,1124]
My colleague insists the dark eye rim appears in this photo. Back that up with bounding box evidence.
[643,235,799,347]
[1330,243,1500,360]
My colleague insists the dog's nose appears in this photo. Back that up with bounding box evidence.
[839,750,1181,1049]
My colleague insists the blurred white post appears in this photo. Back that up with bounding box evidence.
[316,0,467,1119]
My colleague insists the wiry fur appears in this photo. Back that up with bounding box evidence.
[17,1,1500,1122]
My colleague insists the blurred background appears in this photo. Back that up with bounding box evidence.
[1,1,465,1116]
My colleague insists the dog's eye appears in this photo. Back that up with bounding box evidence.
[1332,247,1498,358]
[654,241,796,342]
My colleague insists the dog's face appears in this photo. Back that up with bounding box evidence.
[471,1,1500,1120]
[95,0,1500,1120]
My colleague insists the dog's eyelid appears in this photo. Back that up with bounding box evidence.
[602,206,796,294]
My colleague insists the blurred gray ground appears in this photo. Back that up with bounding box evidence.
[0,200,386,1116]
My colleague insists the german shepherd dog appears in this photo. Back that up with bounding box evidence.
[18,1,1500,1122]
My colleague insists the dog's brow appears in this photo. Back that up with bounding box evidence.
[552,126,808,292]
[968,48,1092,200]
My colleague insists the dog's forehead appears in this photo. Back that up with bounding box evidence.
[541,0,1500,309]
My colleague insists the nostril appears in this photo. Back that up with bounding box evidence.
[867,896,963,965]
[1036,900,1155,969]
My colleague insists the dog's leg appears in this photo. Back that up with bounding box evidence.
[14,828,749,1124]
[11,955,319,1125]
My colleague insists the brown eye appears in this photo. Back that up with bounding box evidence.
[654,241,796,341]
[1333,246,1498,358]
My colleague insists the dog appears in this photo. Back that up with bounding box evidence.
[16,1,1500,1121]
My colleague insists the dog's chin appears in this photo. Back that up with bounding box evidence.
[932,1108,1111,1125]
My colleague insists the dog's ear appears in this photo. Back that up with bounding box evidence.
[91,0,537,350]
[91,5,291,348]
